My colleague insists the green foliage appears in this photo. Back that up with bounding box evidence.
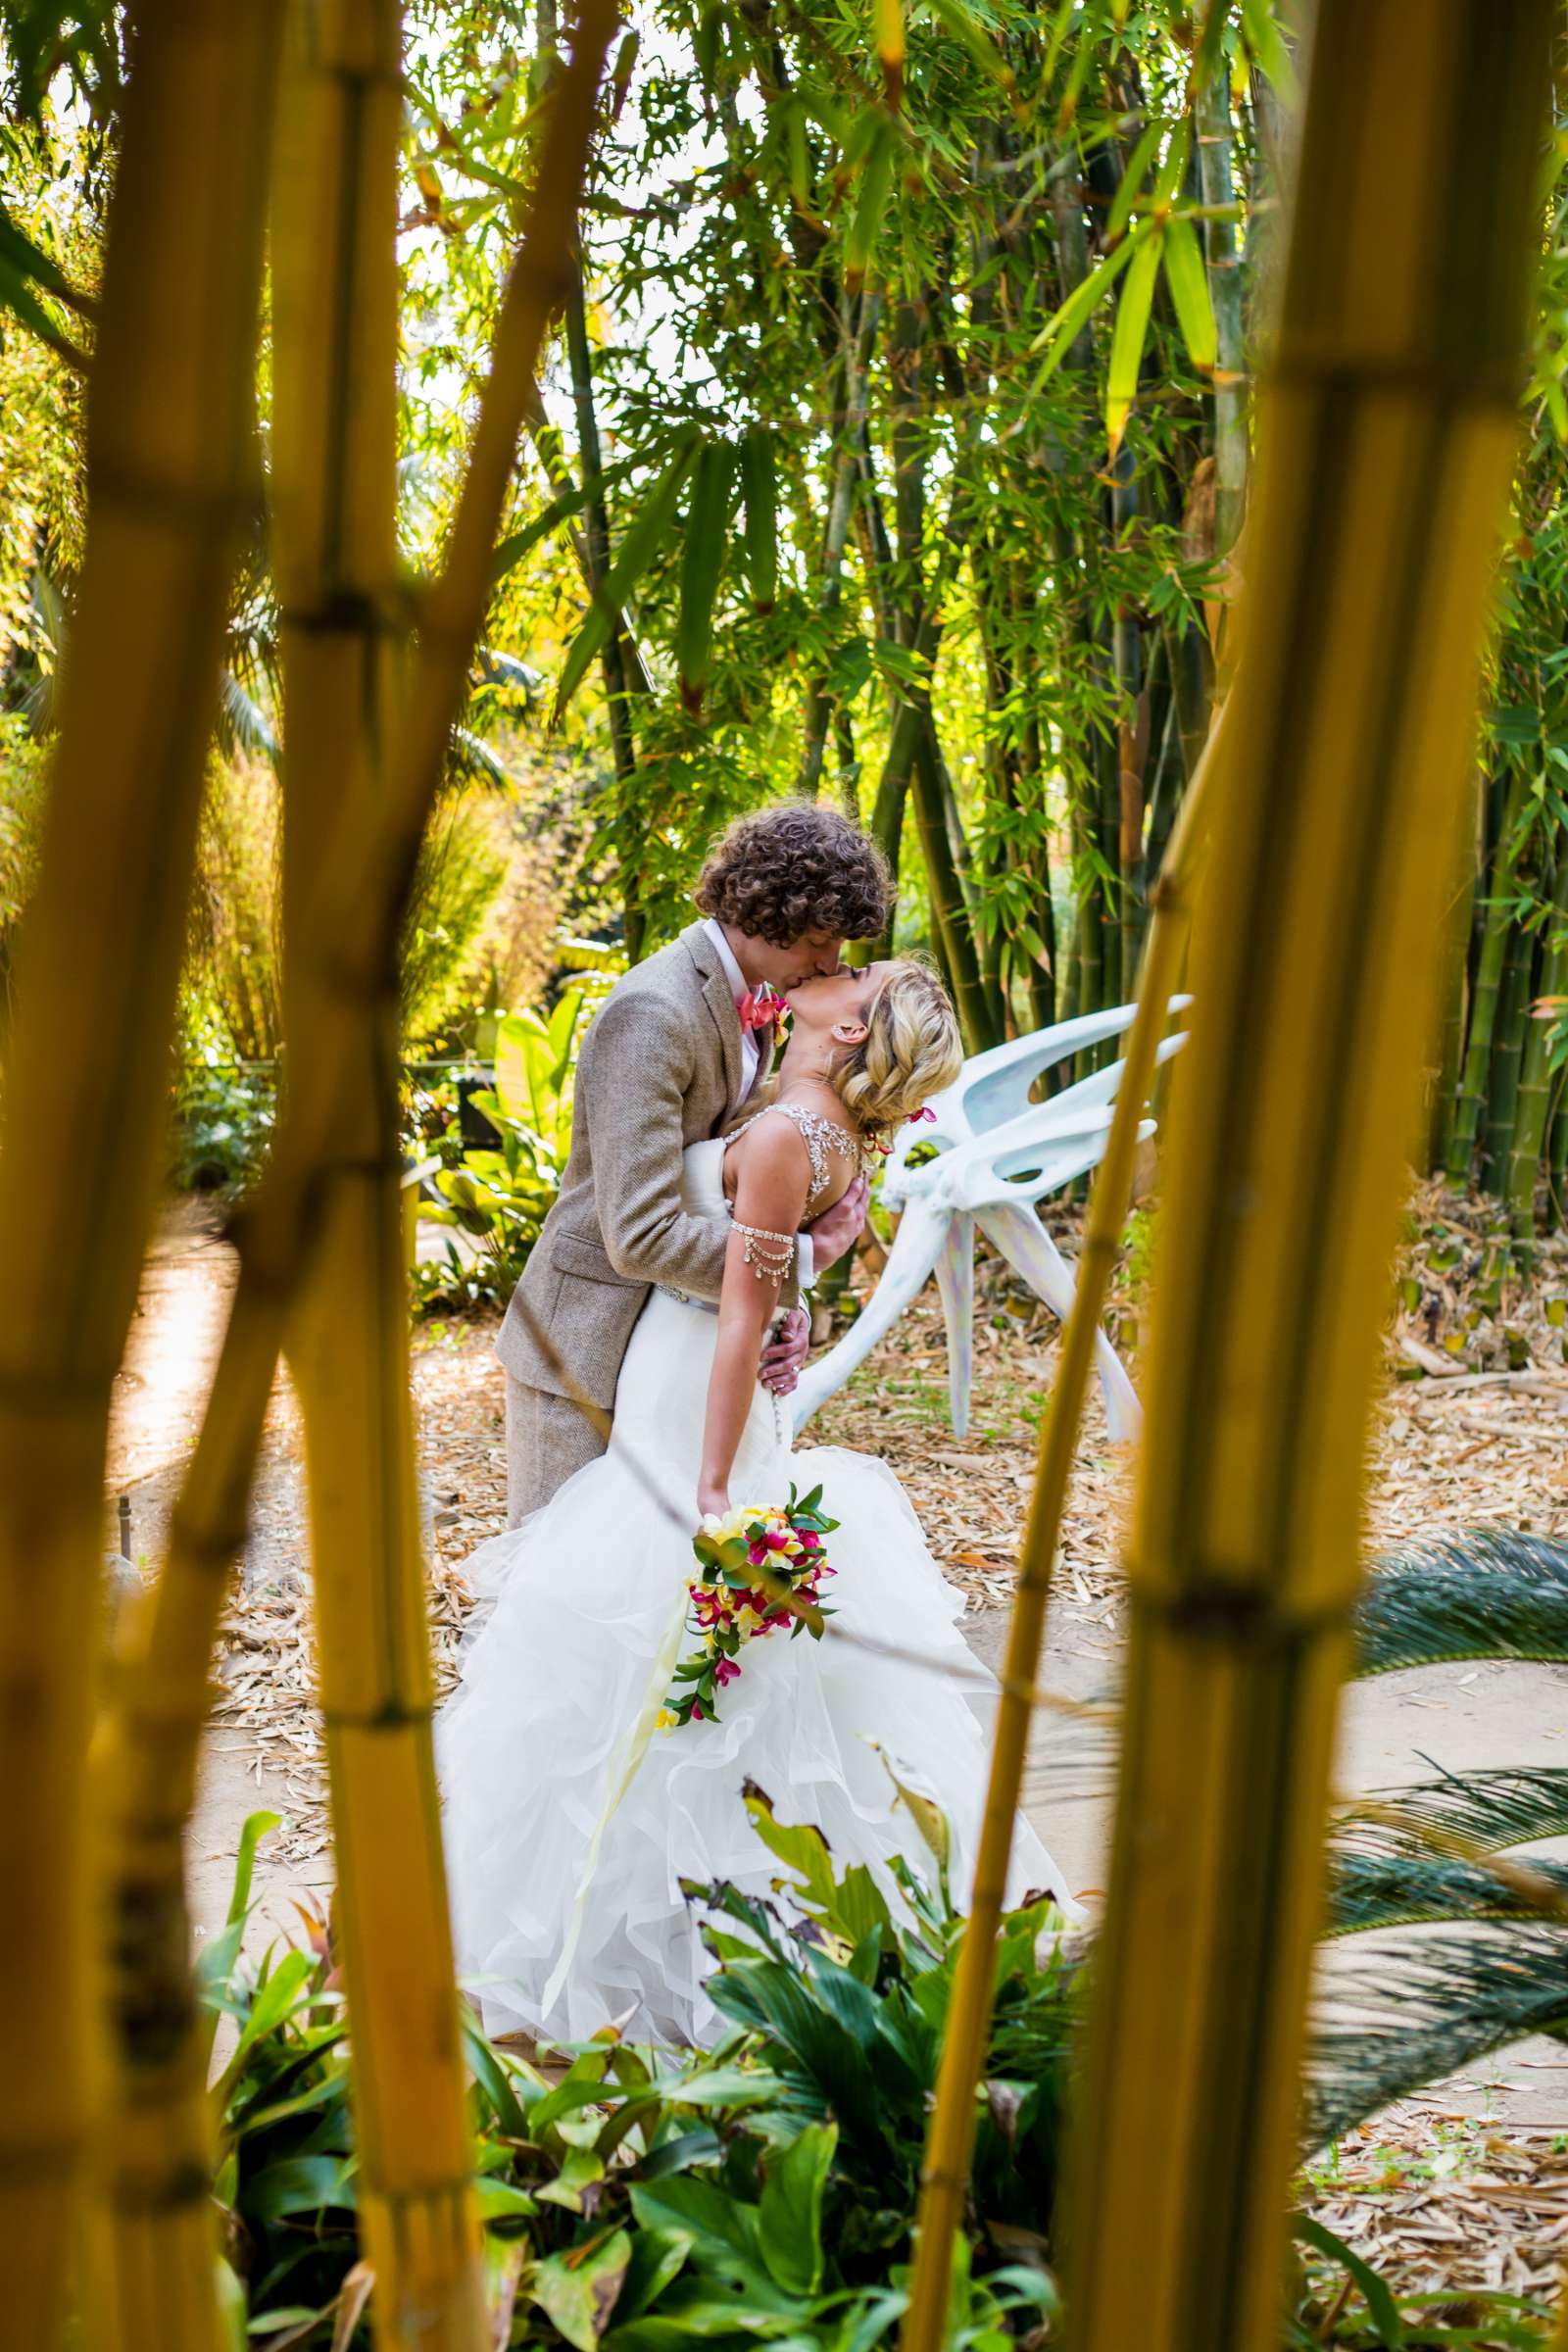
[0,710,46,1030]
[417,987,593,1308]
[208,1796,1076,2348]
[169,1012,275,1195]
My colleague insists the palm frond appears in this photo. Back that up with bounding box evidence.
[1355,1528,1568,1676]
[1308,1925,1568,2146]
[1328,1850,1568,1937]
[447,724,511,791]
[1333,1766,1568,1860]
[217,667,279,765]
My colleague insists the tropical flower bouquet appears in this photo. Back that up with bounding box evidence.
[662,1484,839,1729]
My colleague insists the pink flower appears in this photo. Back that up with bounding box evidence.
[714,1656,742,1687]
[799,1532,820,1550]
[748,1542,769,1567]
[692,1701,705,1721]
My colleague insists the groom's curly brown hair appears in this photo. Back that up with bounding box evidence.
[694,803,893,946]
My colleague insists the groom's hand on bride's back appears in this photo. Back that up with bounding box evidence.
[805,1172,869,1274]
[759,1305,809,1396]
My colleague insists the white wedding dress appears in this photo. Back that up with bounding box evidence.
[437,1132,1080,2047]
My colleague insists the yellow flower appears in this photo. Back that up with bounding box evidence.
[657,1708,677,1734]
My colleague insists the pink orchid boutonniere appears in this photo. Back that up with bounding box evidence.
[738,986,792,1053]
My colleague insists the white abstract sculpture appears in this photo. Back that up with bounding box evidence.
[792,1000,1190,1446]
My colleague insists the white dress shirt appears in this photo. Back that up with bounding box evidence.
[703,916,814,1291]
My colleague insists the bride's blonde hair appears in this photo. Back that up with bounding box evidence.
[831,960,962,1152]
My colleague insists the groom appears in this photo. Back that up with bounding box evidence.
[496,804,895,1524]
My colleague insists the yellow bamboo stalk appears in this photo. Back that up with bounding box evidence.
[0,8,282,2339]
[88,14,615,2347]
[272,3,490,2342]
[897,714,1224,2352]
[1063,10,1550,2351]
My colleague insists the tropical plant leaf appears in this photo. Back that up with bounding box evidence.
[1291,2217,1404,2350]
[1307,1925,1568,2147]
[531,2229,634,2351]
[759,2120,835,2295]
[1354,1528,1568,1675]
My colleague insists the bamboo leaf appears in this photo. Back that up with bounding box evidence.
[844,113,897,293]
[676,439,734,714]
[1152,118,1191,205]
[1242,0,1301,105]
[785,97,811,214]
[0,246,84,366]
[1028,220,1147,380]
[1162,214,1217,371]
[1192,0,1230,94]
[553,439,696,722]
[739,429,777,613]
[1105,225,1162,455]
[1104,115,1167,245]
[918,0,1012,91]
[491,463,631,584]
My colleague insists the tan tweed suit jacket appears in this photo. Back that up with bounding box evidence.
[496,921,775,1515]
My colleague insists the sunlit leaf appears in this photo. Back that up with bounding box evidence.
[1105,225,1162,454]
[1162,214,1217,371]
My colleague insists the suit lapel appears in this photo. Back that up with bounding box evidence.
[679,921,744,1121]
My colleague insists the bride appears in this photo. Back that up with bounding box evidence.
[437,957,1079,2046]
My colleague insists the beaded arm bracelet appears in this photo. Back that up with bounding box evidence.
[733,1220,796,1284]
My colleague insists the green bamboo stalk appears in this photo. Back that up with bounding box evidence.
[564,272,646,957]
[1447,764,1532,1181]
[799,290,881,796]
[1426,788,1480,1175]
[0,10,283,2336]
[1506,831,1568,1247]
[1064,12,1548,2351]
[1483,922,1533,1198]
[1196,65,1248,560]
